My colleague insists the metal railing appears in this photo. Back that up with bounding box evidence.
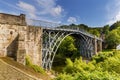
[26,19,102,40]
[44,27,96,38]
[26,19,61,27]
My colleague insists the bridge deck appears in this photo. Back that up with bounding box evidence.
[43,27,102,41]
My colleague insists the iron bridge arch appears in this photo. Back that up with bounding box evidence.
[42,28,102,70]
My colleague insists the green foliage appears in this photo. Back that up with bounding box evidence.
[89,29,100,37]
[56,36,78,60]
[55,71,119,80]
[59,24,101,37]
[31,65,45,73]
[63,58,74,73]
[102,25,110,35]
[77,24,89,31]
[55,22,120,80]
[53,36,78,71]
[64,57,95,74]
[26,56,32,66]
[92,51,114,63]
[98,51,120,74]
[55,50,120,80]
[25,56,45,74]
[105,29,120,49]
[110,21,120,31]
[60,22,120,50]
[55,73,74,80]
[65,58,73,67]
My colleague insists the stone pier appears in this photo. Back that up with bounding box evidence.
[0,13,42,66]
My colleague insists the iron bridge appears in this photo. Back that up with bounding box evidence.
[42,27,102,70]
[27,19,102,70]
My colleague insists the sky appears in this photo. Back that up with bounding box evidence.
[0,0,120,27]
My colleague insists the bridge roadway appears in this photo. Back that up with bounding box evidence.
[43,27,102,40]
[42,27,102,70]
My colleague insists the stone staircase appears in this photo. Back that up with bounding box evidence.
[0,28,18,57]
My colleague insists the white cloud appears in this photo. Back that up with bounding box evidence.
[107,11,120,25]
[67,17,77,23]
[51,5,63,17]
[0,0,64,24]
[16,0,64,24]
[36,0,64,17]
[106,0,120,25]
[17,1,37,18]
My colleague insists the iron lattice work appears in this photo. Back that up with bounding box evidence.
[42,28,102,70]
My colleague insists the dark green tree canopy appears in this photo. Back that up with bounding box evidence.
[57,36,77,58]
[109,21,120,31]
[105,28,120,49]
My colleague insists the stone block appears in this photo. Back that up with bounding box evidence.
[17,50,26,65]
[0,13,26,26]
[0,19,43,67]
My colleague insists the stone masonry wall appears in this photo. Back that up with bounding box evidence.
[0,13,42,66]
[25,26,42,65]
[0,24,27,64]
[6,33,18,60]
[0,13,26,25]
[0,24,42,66]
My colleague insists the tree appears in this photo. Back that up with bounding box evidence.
[109,21,120,31]
[55,51,120,80]
[77,24,89,31]
[53,36,78,68]
[105,29,120,49]
[89,29,100,37]
[102,25,110,35]
[69,23,76,27]
[57,36,77,58]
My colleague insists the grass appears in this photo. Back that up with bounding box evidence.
[0,57,51,80]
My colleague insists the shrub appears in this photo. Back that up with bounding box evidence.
[63,58,74,73]
[92,51,114,63]
[55,73,74,80]
[31,65,45,73]
[55,50,120,80]
[25,56,45,74]
[25,56,32,67]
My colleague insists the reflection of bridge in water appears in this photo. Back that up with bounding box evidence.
[28,19,102,70]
